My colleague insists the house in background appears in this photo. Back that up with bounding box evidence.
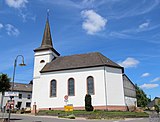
[0,83,32,110]
[147,97,160,110]
[123,74,137,111]
[31,17,136,112]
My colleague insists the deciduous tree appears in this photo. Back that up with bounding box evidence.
[0,73,11,111]
[135,84,150,107]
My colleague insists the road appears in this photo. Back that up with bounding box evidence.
[0,113,149,122]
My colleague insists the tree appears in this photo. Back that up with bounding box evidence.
[135,84,150,107]
[85,94,94,111]
[154,105,159,114]
[0,73,11,111]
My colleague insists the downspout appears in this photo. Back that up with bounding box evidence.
[103,66,108,111]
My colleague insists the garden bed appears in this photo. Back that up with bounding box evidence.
[37,110,149,119]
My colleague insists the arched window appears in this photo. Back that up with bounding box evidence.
[68,78,75,96]
[40,60,45,63]
[87,76,94,95]
[50,80,57,97]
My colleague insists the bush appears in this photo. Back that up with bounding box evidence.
[85,94,94,111]
[154,105,159,114]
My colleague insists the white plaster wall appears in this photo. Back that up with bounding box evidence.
[125,96,137,107]
[105,67,125,106]
[32,66,126,110]
[33,50,54,78]
[2,92,32,109]
[32,67,106,109]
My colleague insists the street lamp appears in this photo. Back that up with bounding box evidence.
[11,55,26,91]
[8,55,26,122]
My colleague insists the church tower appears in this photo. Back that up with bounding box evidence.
[33,17,60,79]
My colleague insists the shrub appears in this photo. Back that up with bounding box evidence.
[154,105,159,114]
[85,94,94,111]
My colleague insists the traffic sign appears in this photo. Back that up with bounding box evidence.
[64,105,73,111]
[64,95,68,100]
[64,99,68,102]
[5,92,19,97]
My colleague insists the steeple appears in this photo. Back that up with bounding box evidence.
[41,19,53,48]
[34,10,60,56]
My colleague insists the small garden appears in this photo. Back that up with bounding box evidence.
[38,110,149,119]
[37,94,149,119]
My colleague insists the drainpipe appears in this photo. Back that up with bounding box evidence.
[103,66,108,111]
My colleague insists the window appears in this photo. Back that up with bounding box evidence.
[27,94,31,99]
[26,102,31,107]
[19,94,22,99]
[87,76,94,95]
[40,60,45,63]
[50,80,57,97]
[68,78,75,96]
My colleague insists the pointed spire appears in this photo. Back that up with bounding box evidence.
[40,9,53,48]
[34,10,60,56]
[41,17,53,48]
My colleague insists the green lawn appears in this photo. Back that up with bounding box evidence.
[38,110,149,119]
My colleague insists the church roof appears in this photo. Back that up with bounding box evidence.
[40,52,123,73]
[34,18,60,56]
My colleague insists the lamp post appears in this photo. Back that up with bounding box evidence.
[8,55,26,122]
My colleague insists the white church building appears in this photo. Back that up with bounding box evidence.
[31,17,136,112]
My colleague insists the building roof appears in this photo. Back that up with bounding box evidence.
[147,97,160,107]
[41,52,123,73]
[34,18,60,56]
[10,83,32,92]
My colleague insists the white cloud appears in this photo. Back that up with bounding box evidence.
[141,73,150,77]
[81,10,107,35]
[0,23,3,29]
[151,77,160,82]
[118,57,139,68]
[139,22,150,29]
[139,83,159,89]
[5,0,28,9]
[5,24,20,36]
[18,10,36,22]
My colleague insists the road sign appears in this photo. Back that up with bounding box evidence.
[5,92,19,97]
[64,99,68,102]
[64,95,68,100]
[64,104,73,111]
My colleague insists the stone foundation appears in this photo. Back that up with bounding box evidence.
[33,105,127,113]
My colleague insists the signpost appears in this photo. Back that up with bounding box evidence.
[63,95,74,111]
[64,104,73,111]
[64,95,68,105]
[5,92,19,97]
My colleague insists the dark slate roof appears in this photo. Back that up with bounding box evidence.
[41,52,123,73]
[10,83,32,92]
[34,19,60,56]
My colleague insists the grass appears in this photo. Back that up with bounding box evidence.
[37,110,149,119]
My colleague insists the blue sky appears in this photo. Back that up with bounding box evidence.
[0,0,160,99]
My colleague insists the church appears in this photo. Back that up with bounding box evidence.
[31,17,136,112]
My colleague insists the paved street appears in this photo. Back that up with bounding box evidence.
[0,113,149,122]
